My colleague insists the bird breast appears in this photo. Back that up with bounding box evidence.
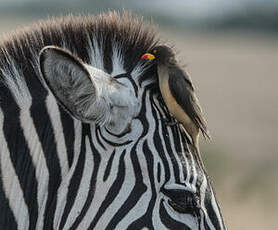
[158,65,192,127]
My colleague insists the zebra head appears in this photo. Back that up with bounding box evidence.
[0,12,226,229]
[37,19,225,230]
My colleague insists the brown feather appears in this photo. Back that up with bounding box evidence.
[168,64,210,140]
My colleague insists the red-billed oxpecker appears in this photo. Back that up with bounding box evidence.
[141,46,210,160]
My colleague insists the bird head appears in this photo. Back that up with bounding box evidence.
[141,45,175,63]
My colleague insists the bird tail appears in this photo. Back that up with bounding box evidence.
[190,94,211,140]
[195,115,211,140]
[200,125,211,140]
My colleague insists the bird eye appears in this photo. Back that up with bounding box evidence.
[153,49,157,54]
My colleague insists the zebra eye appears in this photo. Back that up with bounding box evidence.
[162,188,200,214]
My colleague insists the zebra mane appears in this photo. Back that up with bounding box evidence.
[0,11,159,108]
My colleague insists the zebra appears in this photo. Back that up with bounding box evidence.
[0,12,226,230]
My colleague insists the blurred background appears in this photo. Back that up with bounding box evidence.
[0,0,277,229]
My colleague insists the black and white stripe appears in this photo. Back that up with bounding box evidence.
[0,12,226,229]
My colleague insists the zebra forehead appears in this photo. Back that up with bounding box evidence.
[0,11,158,83]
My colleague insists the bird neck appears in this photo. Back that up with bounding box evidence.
[157,62,169,84]
[168,57,177,66]
[157,56,176,67]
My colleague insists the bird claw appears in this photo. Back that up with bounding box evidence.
[159,118,179,126]
[157,94,163,102]
[165,120,179,126]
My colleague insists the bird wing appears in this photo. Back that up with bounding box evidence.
[168,66,210,139]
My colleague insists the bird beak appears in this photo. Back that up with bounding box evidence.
[141,53,155,60]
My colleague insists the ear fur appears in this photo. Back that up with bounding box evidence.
[39,46,97,122]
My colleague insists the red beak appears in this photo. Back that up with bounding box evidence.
[141,53,155,60]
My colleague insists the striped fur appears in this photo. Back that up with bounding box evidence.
[0,12,226,229]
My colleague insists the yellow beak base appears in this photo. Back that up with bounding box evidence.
[141,53,155,60]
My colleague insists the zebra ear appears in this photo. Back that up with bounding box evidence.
[39,46,98,123]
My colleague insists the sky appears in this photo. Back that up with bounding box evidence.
[0,0,277,22]
[134,0,278,19]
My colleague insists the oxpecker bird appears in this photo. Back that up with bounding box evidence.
[141,45,210,158]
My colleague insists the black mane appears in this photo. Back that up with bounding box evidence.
[0,12,159,109]
[0,11,158,76]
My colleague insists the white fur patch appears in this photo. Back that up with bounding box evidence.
[131,61,153,81]
[84,64,140,134]
[0,55,32,107]
[111,43,125,76]
[88,35,104,70]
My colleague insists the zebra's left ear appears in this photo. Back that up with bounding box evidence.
[38,46,101,123]
[38,46,140,131]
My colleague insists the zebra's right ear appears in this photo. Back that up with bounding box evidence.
[39,46,98,123]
